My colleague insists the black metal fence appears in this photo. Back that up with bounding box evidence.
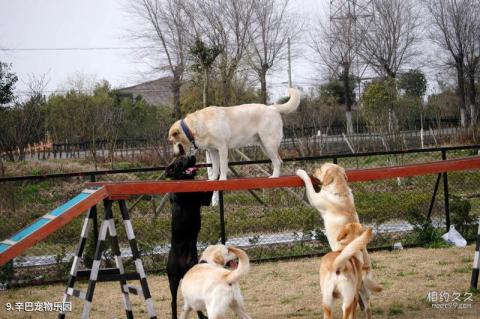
[5,126,461,163]
[1,145,480,285]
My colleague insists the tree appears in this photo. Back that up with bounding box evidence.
[179,74,260,114]
[0,62,18,105]
[398,69,427,134]
[0,70,47,161]
[358,0,421,132]
[0,109,17,161]
[361,79,396,132]
[0,97,45,161]
[192,0,255,105]
[320,77,356,107]
[130,0,190,119]
[426,88,460,127]
[464,2,480,125]
[398,69,427,98]
[360,0,421,79]
[309,1,368,134]
[247,0,297,104]
[425,0,480,127]
[189,38,222,107]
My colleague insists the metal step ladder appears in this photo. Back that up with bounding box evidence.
[59,199,157,319]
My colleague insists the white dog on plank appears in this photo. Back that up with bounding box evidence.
[168,88,301,181]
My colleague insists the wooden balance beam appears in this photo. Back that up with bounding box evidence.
[1,156,479,267]
[88,156,480,198]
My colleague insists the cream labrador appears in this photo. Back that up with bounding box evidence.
[296,164,381,318]
[168,88,301,180]
[179,245,251,319]
[320,223,373,319]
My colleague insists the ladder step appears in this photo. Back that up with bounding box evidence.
[123,284,143,296]
[77,268,141,282]
[67,288,86,300]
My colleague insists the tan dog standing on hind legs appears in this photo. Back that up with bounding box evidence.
[320,223,374,319]
[296,164,382,318]
[168,88,301,181]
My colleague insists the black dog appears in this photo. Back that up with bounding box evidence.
[165,155,212,319]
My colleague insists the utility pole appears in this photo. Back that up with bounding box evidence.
[329,0,375,96]
[287,37,292,88]
[329,0,374,134]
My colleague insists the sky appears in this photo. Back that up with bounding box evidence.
[0,0,328,101]
[0,0,149,96]
[0,0,440,102]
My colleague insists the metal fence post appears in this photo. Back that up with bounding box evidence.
[442,149,450,231]
[470,217,480,289]
[427,173,442,221]
[219,191,226,244]
[90,175,99,244]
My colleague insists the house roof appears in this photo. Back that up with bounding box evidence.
[118,77,173,107]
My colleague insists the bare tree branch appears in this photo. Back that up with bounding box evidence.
[359,0,422,79]
[425,0,480,127]
[246,0,300,103]
[130,0,191,118]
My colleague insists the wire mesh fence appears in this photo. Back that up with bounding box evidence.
[10,126,461,164]
[1,146,479,285]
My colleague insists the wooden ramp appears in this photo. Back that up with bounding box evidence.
[0,187,108,266]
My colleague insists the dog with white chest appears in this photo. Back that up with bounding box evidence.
[168,88,301,180]
[179,244,252,319]
[296,163,382,318]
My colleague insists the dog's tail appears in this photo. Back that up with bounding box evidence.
[272,88,301,114]
[364,276,383,293]
[333,228,373,271]
[225,246,250,284]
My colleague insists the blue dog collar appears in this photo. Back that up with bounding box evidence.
[180,119,198,150]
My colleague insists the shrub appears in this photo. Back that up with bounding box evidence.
[450,196,477,239]
[404,206,450,248]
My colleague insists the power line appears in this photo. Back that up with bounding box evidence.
[14,89,174,97]
[0,46,157,52]
[0,41,313,53]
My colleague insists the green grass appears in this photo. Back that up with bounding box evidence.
[406,304,421,311]
[380,281,393,289]
[396,271,416,277]
[453,266,471,274]
[280,295,302,305]
[372,308,385,315]
[388,303,404,316]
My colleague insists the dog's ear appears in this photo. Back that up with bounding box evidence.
[336,226,350,244]
[171,128,180,137]
[323,167,335,186]
[213,250,225,266]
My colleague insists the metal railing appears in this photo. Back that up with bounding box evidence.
[1,144,479,286]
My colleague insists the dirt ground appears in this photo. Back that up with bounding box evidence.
[0,244,479,318]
